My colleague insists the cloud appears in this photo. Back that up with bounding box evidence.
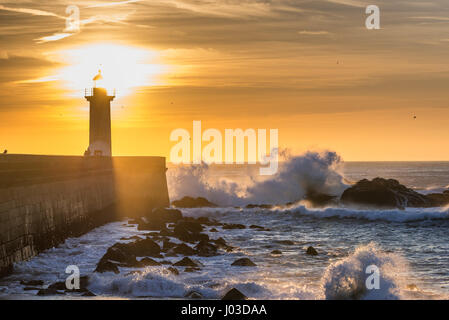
[0,4,64,19]
[86,0,142,8]
[35,33,74,43]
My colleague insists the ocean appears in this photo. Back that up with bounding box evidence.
[1,160,449,300]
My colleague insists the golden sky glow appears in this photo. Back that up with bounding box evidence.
[1,0,449,161]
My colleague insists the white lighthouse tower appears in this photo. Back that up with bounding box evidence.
[84,70,115,157]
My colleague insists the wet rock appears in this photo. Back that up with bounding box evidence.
[249,225,270,231]
[231,258,257,267]
[37,288,64,296]
[271,250,282,255]
[185,290,203,299]
[340,178,433,209]
[194,241,218,257]
[209,228,218,232]
[20,280,44,286]
[162,240,177,252]
[304,190,338,207]
[222,288,247,300]
[24,287,41,291]
[166,267,179,275]
[127,238,161,257]
[48,281,67,291]
[245,204,273,209]
[426,190,449,207]
[172,196,217,208]
[306,246,318,256]
[173,257,201,267]
[95,260,120,274]
[277,240,295,245]
[222,223,246,230]
[173,223,209,243]
[82,290,96,297]
[184,267,201,273]
[176,220,204,233]
[138,257,162,266]
[172,243,196,256]
[160,260,172,265]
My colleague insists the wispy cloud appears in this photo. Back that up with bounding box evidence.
[35,33,73,44]
[86,0,142,8]
[0,4,64,19]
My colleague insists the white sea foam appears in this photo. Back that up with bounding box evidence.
[321,243,406,300]
[167,151,348,206]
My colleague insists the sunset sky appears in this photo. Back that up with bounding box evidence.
[1,0,449,161]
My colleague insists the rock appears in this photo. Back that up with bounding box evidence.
[231,258,257,267]
[340,178,433,209]
[20,280,44,286]
[138,208,183,231]
[95,260,120,274]
[304,190,338,207]
[277,240,295,245]
[166,267,179,275]
[48,281,67,291]
[173,257,201,267]
[176,221,204,233]
[426,190,449,207]
[100,244,137,265]
[194,241,218,257]
[173,223,209,243]
[249,225,269,231]
[184,267,201,272]
[172,243,196,256]
[210,228,218,232]
[245,204,273,209]
[24,287,41,291]
[222,223,246,230]
[37,288,64,296]
[82,290,96,297]
[271,250,282,255]
[162,240,177,252]
[306,246,318,256]
[185,290,203,299]
[138,257,161,266]
[172,196,217,208]
[127,238,161,257]
[222,288,247,300]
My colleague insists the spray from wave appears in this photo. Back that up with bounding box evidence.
[167,151,348,206]
[321,243,407,300]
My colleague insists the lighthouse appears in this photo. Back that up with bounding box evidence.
[84,70,115,156]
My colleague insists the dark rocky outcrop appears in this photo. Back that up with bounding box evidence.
[172,243,196,256]
[172,196,217,208]
[138,208,183,230]
[245,204,273,209]
[306,246,318,256]
[95,260,120,274]
[426,190,449,207]
[222,288,247,300]
[340,178,433,209]
[138,257,161,266]
[173,257,201,267]
[231,258,257,267]
[271,250,282,255]
[304,190,338,207]
[194,240,218,257]
[222,223,246,230]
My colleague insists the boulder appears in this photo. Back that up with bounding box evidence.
[340,178,433,209]
[138,257,161,266]
[271,250,282,255]
[95,260,120,274]
[426,190,449,207]
[127,238,161,257]
[175,220,204,233]
[277,240,295,245]
[304,190,338,207]
[306,246,318,256]
[185,291,203,299]
[222,288,247,300]
[222,223,246,230]
[172,196,217,208]
[194,241,218,257]
[172,243,196,256]
[231,258,257,267]
[173,257,201,267]
[166,267,179,275]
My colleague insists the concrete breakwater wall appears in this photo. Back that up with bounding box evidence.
[0,155,170,277]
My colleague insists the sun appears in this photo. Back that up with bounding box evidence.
[51,43,167,97]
